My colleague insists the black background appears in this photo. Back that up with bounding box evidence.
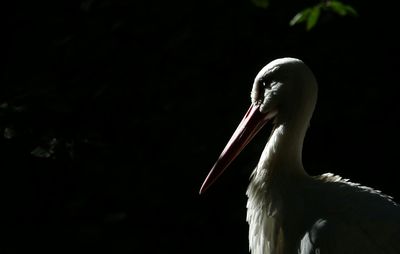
[3,0,400,253]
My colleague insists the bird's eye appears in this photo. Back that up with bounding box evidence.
[261,79,272,89]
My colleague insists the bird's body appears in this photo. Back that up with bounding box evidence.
[200,58,400,254]
[247,147,400,254]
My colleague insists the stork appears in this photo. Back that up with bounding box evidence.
[199,58,400,254]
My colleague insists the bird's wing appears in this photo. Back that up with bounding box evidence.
[300,174,400,254]
[300,217,400,254]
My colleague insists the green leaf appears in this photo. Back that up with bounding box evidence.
[251,0,269,8]
[306,6,321,30]
[344,5,358,16]
[289,8,311,26]
[328,1,358,16]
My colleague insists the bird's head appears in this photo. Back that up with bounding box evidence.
[199,57,318,194]
[251,57,317,124]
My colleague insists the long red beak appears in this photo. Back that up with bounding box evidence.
[199,104,275,194]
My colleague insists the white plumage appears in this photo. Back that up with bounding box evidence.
[200,58,400,254]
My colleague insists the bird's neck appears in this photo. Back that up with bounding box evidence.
[246,116,311,253]
[258,118,308,179]
[248,115,311,208]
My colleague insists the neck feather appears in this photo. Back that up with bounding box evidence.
[247,115,310,215]
[246,119,310,254]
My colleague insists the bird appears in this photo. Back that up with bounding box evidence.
[199,58,400,254]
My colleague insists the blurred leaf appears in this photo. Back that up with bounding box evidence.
[345,5,357,16]
[31,146,52,158]
[290,5,321,30]
[290,8,311,26]
[31,138,58,158]
[81,0,96,11]
[290,1,357,31]
[0,102,8,109]
[4,127,16,139]
[307,6,321,30]
[328,1,358,16]
[251,0,269,8]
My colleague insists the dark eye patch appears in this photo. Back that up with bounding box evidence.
[261,76,273,89]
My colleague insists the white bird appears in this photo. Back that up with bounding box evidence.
[199,58,400,254]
